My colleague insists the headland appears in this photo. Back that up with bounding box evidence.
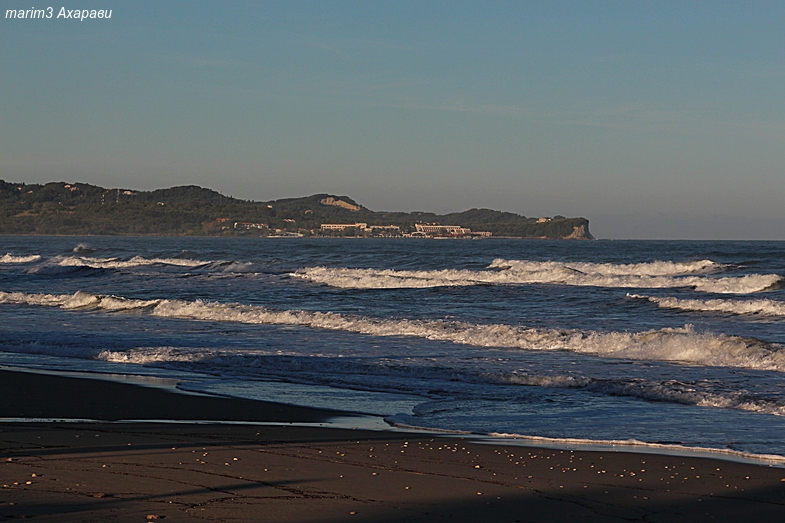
[0,180,593,239]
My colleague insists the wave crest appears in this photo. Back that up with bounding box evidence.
[1,253,41,263]
[293,260,781,293]
[630,294,785,317]
[4,290,785,372]
[488,258,723,276]
[54,255,211,269]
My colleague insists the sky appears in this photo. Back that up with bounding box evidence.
[2,1,784,239]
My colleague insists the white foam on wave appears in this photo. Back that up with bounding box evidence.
[293,260,780,294]
[0,290,160,311]
[53,255,210,269]
[1,254,42,263]
[292,267,487,288]
[4,290,785,372]
[0,290,71,307]
[72,243,94,253]
[630,294,785,317]
[97,346,213,363]
[489,258,723,276]
[66,292,161,311]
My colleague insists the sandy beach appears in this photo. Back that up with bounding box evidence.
[2,369,785,522]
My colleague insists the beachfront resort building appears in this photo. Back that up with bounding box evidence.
[412,223,492,238]
[234,221,268,230]
[414,224,472,236]
[320,223,401,236]
[319,222,490,238]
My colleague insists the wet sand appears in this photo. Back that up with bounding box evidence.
[2,369,785,522]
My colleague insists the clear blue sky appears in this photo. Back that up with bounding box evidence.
[2,1,783,239]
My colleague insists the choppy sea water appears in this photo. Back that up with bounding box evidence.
[2,236,785,458]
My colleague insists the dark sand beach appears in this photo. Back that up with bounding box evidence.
[2,369,785,522]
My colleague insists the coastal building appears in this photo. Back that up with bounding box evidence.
[414,223,472,236]
[320,223,401,236]
[319,222,490,238]
[367,225,400,232]
[320,223,368,231]
[270,230,304,237]
[234,222,268,230]
[413,223,492,238]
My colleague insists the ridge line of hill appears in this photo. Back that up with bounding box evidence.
[0,180,593,239]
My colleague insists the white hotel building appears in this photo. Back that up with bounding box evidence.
[414,223,472,235]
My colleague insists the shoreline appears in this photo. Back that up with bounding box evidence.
[6,365,785,468]
[2,368,785,521]
[6,365,785,467]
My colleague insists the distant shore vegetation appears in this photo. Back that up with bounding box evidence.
[0,180,593,239]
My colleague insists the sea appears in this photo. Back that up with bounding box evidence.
[2,236,785,460]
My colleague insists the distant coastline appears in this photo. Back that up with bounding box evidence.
[0,180,594,240]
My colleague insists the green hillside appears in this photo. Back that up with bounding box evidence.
[0,180,593,239]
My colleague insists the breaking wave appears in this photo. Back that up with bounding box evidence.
[0,291,72,307]
[293,259,781,294]
[97,346,212,363]
[292,267,485,288]
[1,254,41,263]
[488,258,723,276]
[630,294,785,317]
[52,255,210,269]
[72,243,96,254]
[3,290,785,372]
